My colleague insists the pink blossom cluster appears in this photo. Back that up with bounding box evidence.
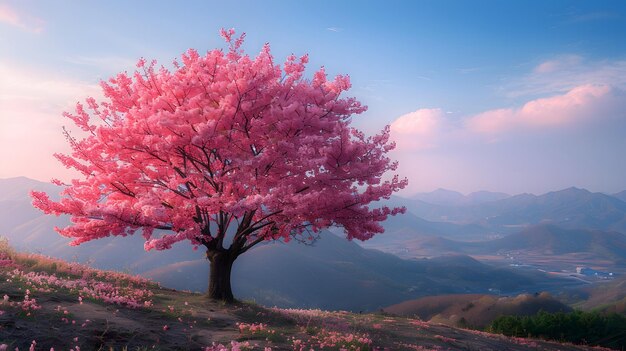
[292,329,372,351]
[19,291,41,313]
[9,252,153,288]
[236,322,273,334]
[1,291,41,316]
[314,330,372,350]
[5,268,153,308]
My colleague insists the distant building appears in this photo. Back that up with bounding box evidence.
[576,266,613,278]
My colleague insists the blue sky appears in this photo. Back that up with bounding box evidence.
[1,1,626,194]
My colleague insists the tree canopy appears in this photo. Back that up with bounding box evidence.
[31,29,407,300]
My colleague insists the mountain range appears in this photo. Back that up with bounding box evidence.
[412,188,510,206]
[402,187,626,235]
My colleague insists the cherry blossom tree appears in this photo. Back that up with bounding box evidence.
[31,30,407,302]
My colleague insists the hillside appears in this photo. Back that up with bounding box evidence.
[0,245,610,351]
[486,225,626,260]
[574,275,626,314]
[145,236,570,311]
[614,190,626,203]
[384,293,571,329]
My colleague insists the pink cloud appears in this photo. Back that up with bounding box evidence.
[390,108,445,150]
[466,84,615,134]
[533,55,582,74]
[0,4,44,33]
[0,61,100,182]
[505,56,626,98]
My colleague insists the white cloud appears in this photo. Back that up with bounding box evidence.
[504,56,626,98]
[390,108,446,150]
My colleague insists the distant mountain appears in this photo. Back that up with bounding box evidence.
[361,209,490,252]
[466,190,511,204]
[0,176,60,202]
[412,188,465,206]
[614,190,626,203]
[483,188,626,231]
[384,292,571,328]
[403,187,626,233]
[0,177,65,249]
[412,188,510,206]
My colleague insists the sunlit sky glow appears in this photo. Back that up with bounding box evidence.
[1,1,625,195]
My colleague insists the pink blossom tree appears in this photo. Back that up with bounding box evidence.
[31,30,407,302]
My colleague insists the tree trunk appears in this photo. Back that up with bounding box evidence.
[207,250,236,303]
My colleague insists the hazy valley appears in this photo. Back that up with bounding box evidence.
[2,177,626,316]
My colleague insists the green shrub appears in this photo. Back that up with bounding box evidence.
[488,310,626,349]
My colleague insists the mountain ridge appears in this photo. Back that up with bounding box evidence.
[412,188,510,206]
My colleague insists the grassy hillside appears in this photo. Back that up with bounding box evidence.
[574,275,626,314]
[0,243,611,350]
[613,191,626,203]
[384,293,572,329]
